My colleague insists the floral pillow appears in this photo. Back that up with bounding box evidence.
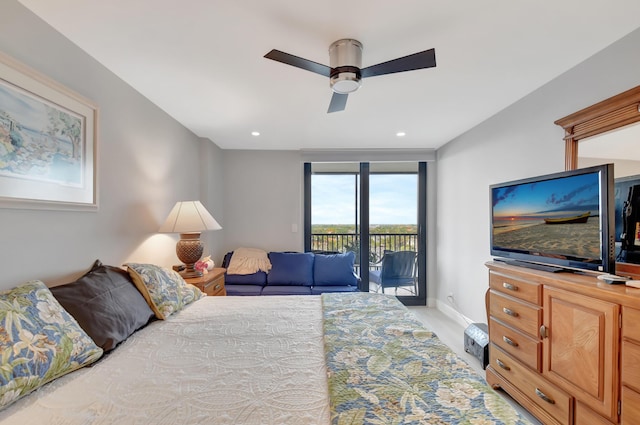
[0,280,103,409]
[126,263,204,320]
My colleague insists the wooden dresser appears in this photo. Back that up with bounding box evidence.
[486,261,640,425]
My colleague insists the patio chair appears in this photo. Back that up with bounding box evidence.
[369,250,417,295]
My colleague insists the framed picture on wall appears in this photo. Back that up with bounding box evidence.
[0,50,98,211]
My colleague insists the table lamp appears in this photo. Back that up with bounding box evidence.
[159,201,221,278]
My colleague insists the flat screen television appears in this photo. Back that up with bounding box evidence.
[490,164,615,274]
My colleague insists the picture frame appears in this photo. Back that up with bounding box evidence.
[0,50,98,211]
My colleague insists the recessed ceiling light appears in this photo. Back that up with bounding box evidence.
[251,131,260,136]
[396,132,406,137]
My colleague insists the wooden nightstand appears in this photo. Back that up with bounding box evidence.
[185,267,226,296]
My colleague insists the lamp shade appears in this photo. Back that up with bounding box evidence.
[159,201,221,233]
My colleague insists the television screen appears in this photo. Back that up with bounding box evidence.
[490,164,615,273]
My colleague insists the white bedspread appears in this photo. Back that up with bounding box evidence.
[0,296,330,425]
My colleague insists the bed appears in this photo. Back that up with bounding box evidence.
[0,263,532,424]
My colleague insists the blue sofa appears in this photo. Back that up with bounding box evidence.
[221,251,360,296]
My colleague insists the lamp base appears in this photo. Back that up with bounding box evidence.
[176,232,204,279]
[179,267,203,279]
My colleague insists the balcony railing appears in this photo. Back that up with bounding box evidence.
[311,233,418,267]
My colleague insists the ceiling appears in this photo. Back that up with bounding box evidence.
[17,0,640,151]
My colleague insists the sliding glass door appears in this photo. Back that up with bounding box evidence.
[304,161,427,305]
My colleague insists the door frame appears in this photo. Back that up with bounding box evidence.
[304,161,427,305]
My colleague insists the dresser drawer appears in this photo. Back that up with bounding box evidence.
[622,340,640,393]
[489,271,541,304]
[490,344,572,425]
[622,385,640,425]
[622,306,640,343]
[489,290,541,338]
[489,318,540,370]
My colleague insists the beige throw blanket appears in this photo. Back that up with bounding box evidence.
[227,247,272,275]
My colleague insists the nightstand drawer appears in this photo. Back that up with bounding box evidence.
[185,268,226,297]
[490,317,540,371]
[206,278,226,296]
[490,344,572,425]
[489,290,541,338]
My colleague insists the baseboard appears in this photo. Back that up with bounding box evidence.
[435,299,474,329]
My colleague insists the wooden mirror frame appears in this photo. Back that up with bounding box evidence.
[555,85,640,170]
[555,85,640,276]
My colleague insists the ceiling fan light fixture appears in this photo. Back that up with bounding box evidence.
[329,38,363,94]
[331,73,361,94]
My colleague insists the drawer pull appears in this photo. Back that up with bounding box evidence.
[503,282,518,291]
[214,284,221,290]
[503,307,519,317]
[502,336,518,347]
[495,359,511,371]
[539,325,548,339]
[535,388,555,404]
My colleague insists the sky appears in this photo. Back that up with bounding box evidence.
[311,174,417,224]
[492,172,599,219]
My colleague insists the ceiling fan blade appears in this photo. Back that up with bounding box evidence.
[360,48,436,78]
[264,49,331,77]
[328,92,348,113]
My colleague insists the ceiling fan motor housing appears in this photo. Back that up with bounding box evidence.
[329,39,362,94]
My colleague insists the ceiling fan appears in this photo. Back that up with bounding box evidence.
[264,39,436,113]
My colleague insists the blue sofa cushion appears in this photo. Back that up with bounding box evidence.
[311,286,359,295]
[225,284,264,296]
[261,285,312,295]
[225,271,267,285]
[313,251,358,286]
[267,252,314,286]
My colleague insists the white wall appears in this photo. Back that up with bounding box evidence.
[436,27,640,325]
[0,1,223,288]
[222,150,304,254]
[199,137,225,265]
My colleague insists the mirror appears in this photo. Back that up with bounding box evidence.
[578,121,640,176]
[555,85,640,275]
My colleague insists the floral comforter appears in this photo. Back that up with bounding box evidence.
[321,292,532,425]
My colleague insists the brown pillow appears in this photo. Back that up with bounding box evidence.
[51,260,155,352]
